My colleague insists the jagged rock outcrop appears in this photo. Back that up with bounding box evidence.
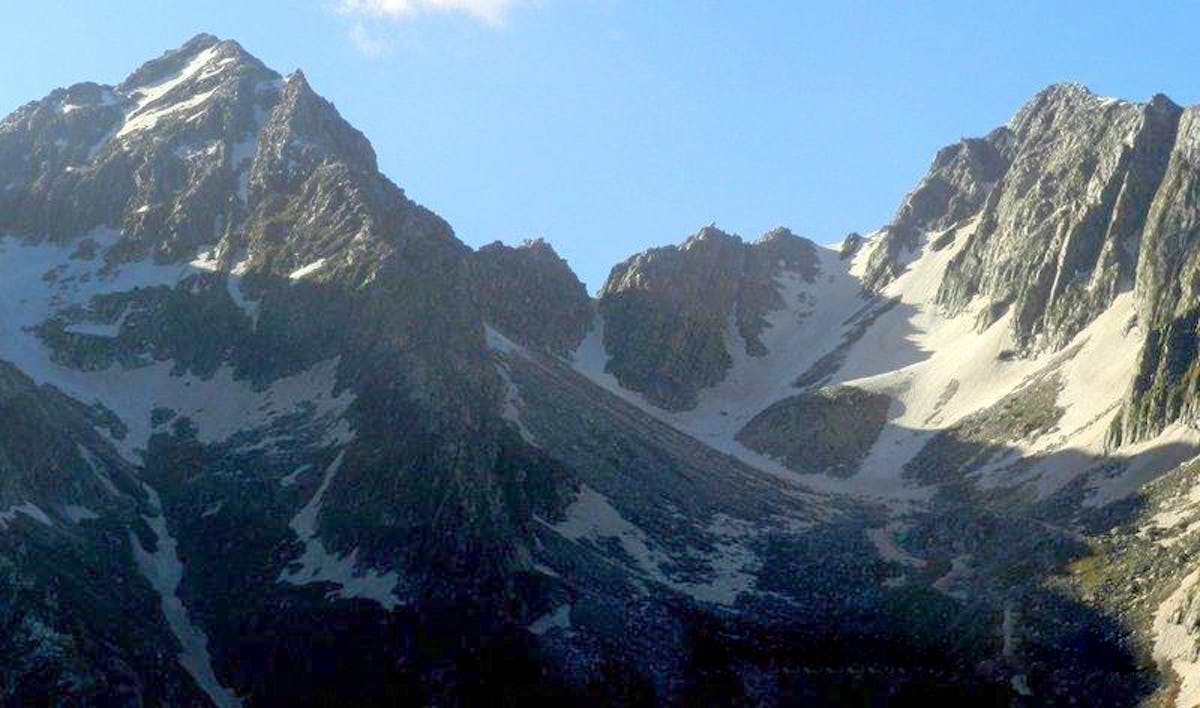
[839,232,864,260]
[862,128,1013,291]
[0,34,282,258]
[937,85,1182,351]
[475,238,593,356]
[597,226,818,409]
[1114,106,1200,445]
[863,84,1187,358]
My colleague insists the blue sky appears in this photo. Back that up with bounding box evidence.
[1,2,1197,291]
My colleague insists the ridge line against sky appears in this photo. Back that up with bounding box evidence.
[1,2,1198,292]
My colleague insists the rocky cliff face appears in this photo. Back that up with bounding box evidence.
[862,128,1013,291]
[475,238,593,356]
[0,35,281,257]
[937,85,1182,352]
[864,85,1183,352]
[0,362,206,703]
[857,83,1200,449]
[1115,107,1200,446]
[597,226,819,409]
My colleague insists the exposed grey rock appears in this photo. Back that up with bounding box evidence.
[937,84,1181,352]
[598,225,818,409]
[8,34,1200,704]
[0,361,140,511]
[839,232,864,260]
[862,127,1013,291]
[475,238,593,356]
[0,34,283,259]
[1114,106,1200,445]
[736,386,891,478]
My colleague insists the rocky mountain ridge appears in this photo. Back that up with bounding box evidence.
[4,36,1200,706]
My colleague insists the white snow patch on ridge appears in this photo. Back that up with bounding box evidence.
[118,87,218,138]
[485,326,537,443]
[63,505,100,523]
[117,45,221,139]
[529,604,572,636]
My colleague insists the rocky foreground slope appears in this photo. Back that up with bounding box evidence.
[3,35,1200,706]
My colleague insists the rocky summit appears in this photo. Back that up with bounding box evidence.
[7,35,1200,706]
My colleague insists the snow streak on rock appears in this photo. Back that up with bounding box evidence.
[131,487,241,707]
[279,452,403,609]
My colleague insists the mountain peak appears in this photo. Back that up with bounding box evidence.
[183,32,221,49]
[755,226,801,244]
[117,33,274,97]
[286,69,311,90]
[1037,80,1095,99]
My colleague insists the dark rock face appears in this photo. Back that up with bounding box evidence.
[0,363,205,703]
[475,238,593,356]
[736,386,891,477]
[0,362,140,509]
[598,226,818,409]
[839,232,864,260]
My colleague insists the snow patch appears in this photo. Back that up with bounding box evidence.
[485,326,536,443]
[279,453,403,609]
[280,464,312,488]
[63,505,100,523]
[117,45,221,139]
[131,486,241,707]
[119,87,218,138]
[289,259,327,281]
[1154,569,1200,708]
[230,134,258,203]
[529,604,572,636]
[0,502,53,530]
[0,233,355,462]
[550,486,758,606]
[569,218,1169,507]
